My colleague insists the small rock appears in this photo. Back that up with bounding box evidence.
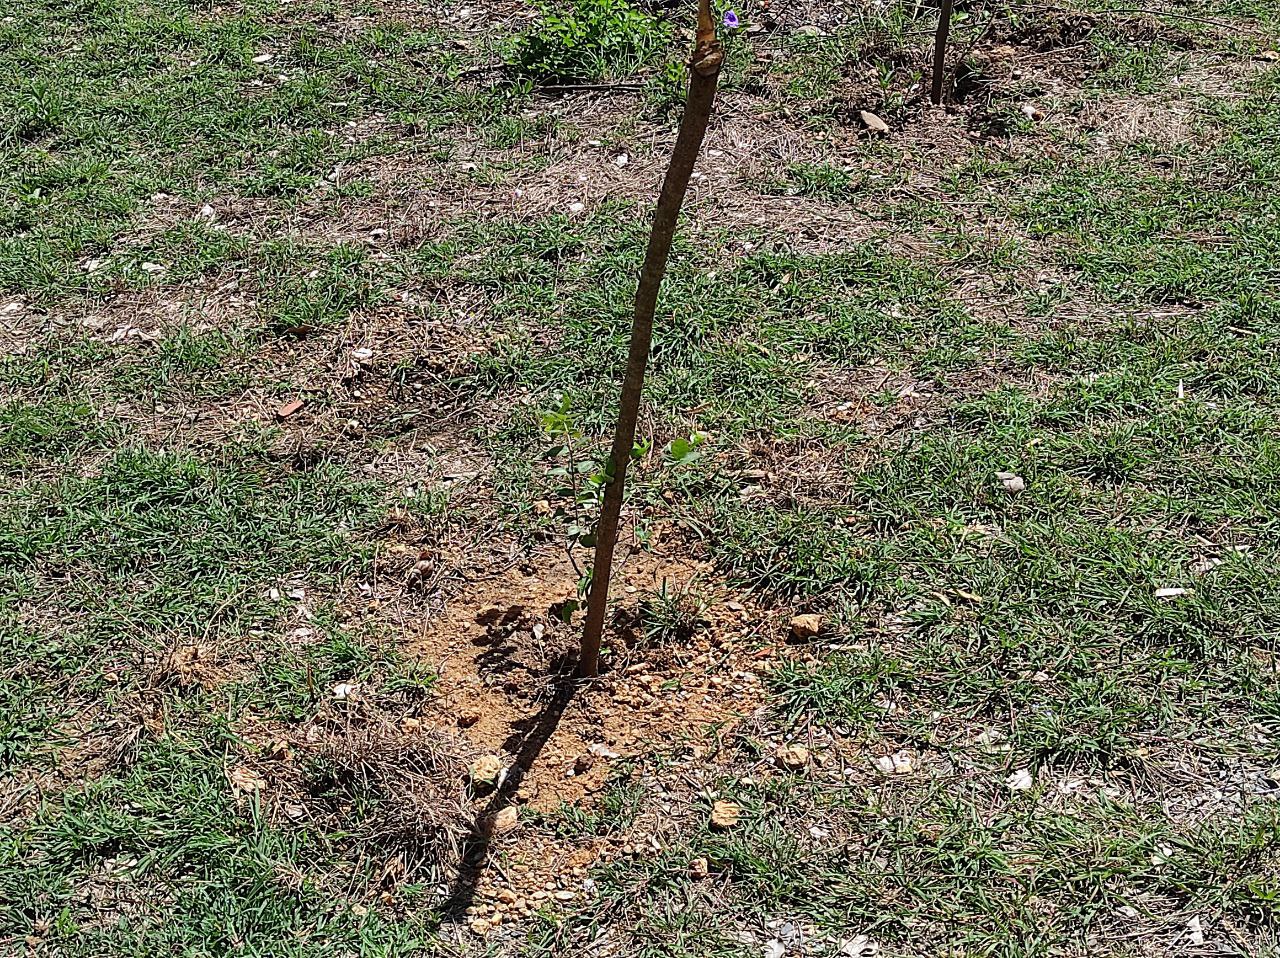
[1155,587,1191,600]
[1257,49,1278,61]
[568,201,585,214]
[1007,768,1034,791]
[553,890,575,901]
[995,471,1025,493]
[468,918,491,935]
[470,754,504,787]
[331,682,357,700]
[573,753,594,775]
[775,744,810,770]
[252,53,273,63]
[495,888,517,904]
[688,857,709,879]
[139,261,166,274]
[859,110,890,134]
[457,709,481,728]
[488,806,519,836]
[613,153,629,167]
[873,750,915,775]
[789,613,824,641]
[710,800,741,830]
[1019,102,1045,121]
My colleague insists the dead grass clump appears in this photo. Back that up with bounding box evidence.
[1007,12,1097,52]
[299,724,477,884]
[150,642,224,689]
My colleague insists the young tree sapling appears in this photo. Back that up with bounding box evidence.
[578,0,726,677]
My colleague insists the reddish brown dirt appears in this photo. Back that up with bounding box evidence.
[378,533,794,920]
[413,540,778,814]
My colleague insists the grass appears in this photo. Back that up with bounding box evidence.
[2,0,1280,954]
[0,438,444,951]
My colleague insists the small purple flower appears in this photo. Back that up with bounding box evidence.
[723,9,740,29]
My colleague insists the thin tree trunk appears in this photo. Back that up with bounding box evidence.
[578,2,723,678]
[931,0,956,105]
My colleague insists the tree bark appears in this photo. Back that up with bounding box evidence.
[931,0,956,105]
[578,2,723,677]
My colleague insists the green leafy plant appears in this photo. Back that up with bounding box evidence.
[665,429,709,465]
[538,392,628,606]
[505,0,672,84]
[537,402,708,633]
[644,58,688,119]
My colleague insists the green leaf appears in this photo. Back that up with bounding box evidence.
[556,599,580,624]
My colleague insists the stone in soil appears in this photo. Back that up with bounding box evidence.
[789,613,824,641]
[775,743,811,770]
[710,800,742,830]
[470,754,503,787]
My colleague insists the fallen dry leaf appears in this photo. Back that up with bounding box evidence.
[276,398,304,419]
[229,765,266,795]
[859,110,890,134]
